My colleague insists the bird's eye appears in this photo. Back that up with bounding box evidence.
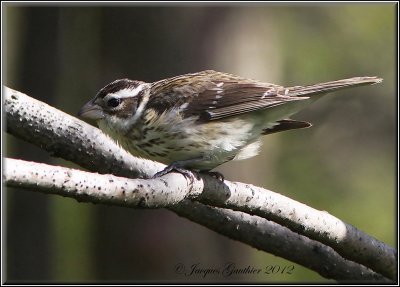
[107,97,121,108]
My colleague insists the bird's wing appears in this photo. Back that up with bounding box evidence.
[149,70,309,122]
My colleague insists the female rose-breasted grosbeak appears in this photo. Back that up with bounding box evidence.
[78,70,382,178]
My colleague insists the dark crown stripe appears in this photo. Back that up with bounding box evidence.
[96,79,142,99]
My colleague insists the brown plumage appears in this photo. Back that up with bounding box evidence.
[78,70,382,178]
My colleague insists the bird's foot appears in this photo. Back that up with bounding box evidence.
[152,162,198,184]
[152,160,225,184]
[200,170,225,182]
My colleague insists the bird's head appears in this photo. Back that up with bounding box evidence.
[78,79,151,133]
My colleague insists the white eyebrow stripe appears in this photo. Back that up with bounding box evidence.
[126,90,150,127]
[112,84,145,99]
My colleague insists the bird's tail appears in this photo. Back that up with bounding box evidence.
[259,76,383,135]
[287,76,383,97]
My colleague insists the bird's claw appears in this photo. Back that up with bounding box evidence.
[152,163,225,184]
[152,164,198,184]
[201,171,225,182]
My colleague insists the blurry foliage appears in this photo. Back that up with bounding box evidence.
[276,3,395,241]
[4,3,395,283]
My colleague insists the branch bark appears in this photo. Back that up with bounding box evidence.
[4,87,396,281]
[4,158,389,282]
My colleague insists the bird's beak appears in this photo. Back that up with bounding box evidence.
[78,99,104,120]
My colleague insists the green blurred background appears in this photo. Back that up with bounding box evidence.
[3,3,395,283]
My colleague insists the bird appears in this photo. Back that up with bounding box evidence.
[78,70,382,180]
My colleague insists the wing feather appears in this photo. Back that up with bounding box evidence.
[148,70,310,122]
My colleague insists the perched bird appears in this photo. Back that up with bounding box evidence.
[78,70,382,179]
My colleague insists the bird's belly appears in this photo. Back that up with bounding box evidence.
[121,117,263,170]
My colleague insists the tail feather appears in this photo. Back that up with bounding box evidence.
[262,119,312,135]
[287,76,383,97]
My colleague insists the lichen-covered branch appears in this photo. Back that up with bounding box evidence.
[4,87,396,281]
[4,87,164,179]
[4,158,389,282]
[200,180,397,281]
[5,158,203,208]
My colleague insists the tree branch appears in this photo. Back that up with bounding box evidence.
[4,158,389,282]
[201,181,397,281]
[4,87,396,281]
[5,88,164,179]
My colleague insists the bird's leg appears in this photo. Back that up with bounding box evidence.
[152,157,225,183]
[152,162,196,182]
[152,158,203,183]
